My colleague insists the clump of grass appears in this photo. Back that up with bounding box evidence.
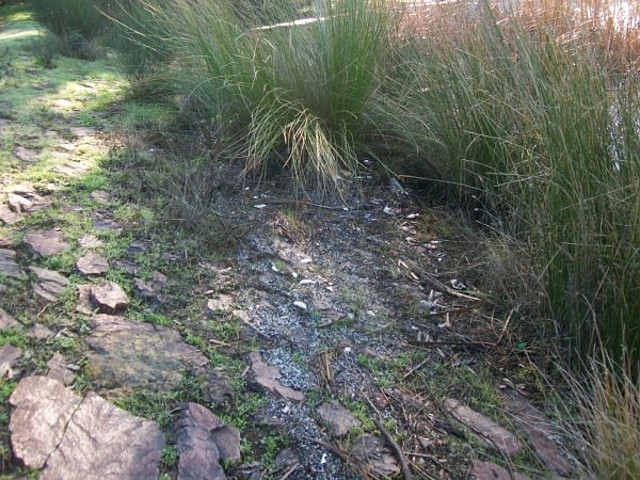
[111,0,400,193]
[394,0,640,373]
[565,355,640,479]
[27,0,112,40]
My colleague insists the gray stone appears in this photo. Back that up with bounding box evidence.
[205,295,235,317]
[0,345,21,379]
[85,315,209,393]
[23,230,70,256]
[46,353,76,386]
[0,205,21,225]
[9,376,165,479]
[91,212,121,232]
[27,266,70,302]
[0,248,24,279]
[500,388,572,476]
[76,253,109,275]
[89,282,129,314]
[26,323,54,339]
[13,146,38,163]
[211,426,241,462]
[134,271,167,301]
[0,308,21,329]
[275,448,300,470]
[54,160,91,178]
[89,190,110,204]
[0,235,14,248]
[468,459,531,480]
[78,235,104,249]
[178,403,240,462]
[177,426,226,480]
[350,434,399,477]
[179,402,225,431]
[176,403,238,479]
[7,193,32,213]
[317,401,362,437]
[76,284,95,314]
[249,352,304,402]
[444,398,520,456]
[9,376,83,468]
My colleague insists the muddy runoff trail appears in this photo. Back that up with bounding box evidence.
[0,13,574,480]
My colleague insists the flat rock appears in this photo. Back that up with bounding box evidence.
[27,323,54,339]
[0,345,21,379]
[7,192,32,213]
[90,190,110,203]
[78,235,104,249]
[43,392,164,480]
[0,248,25,279]
[133,271,167,301]
[0,308,22,329]
[177,426,226,480]
[77,284,95,314]
[205,295,235,316]
[249,351,304,402]
[468,459,531,480]
[500,388,572,476]
[179,403,241,462]
[10,376,164,479]
[46,353,77,386]
[27,266,70,301]
[54,159,91,178]
[89,282,130,314]
[91,212,121,232]
[317,400,362,437]
[350,434,399,477]
[13,146,38,163]
[85,314,209,393]
[23,230,70,256]
[444,398,520,456]
[9,376,83,468]
[0,235,14,248]
[76,253,109,275]
[0,205,22,224]
[179,402,225,431]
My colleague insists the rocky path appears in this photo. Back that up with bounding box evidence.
[0,11,575,480]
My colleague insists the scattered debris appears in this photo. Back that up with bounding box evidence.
[350,434,399,477]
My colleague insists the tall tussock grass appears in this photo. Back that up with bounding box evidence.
[111,0,398,193]
[565,354,640,479]
[397,0,640,375]
[27,0,113,40]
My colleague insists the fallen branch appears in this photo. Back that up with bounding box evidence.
[361,391,414,480]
